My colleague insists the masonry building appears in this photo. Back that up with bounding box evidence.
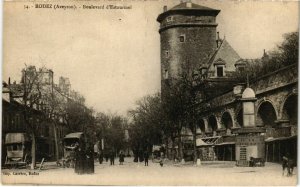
[157,1,298,165]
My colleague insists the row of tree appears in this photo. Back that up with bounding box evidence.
[13,65,96,169]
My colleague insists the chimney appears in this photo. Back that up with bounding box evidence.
[216,32,220,47]
[8,77,11,85]
[163,6,167,12]
[186,0,192,8]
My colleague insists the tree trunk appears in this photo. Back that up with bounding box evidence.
[178,129,183,162]
[165,137,169,159]
[53,122,60,163]
[193,129,197,164]
[31,133,36,170]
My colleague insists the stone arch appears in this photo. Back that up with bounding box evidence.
[281,93,297,126]
[256,100,277,127]
[208,115,218,134]
[221,111,233,134]
[196,118,206,134]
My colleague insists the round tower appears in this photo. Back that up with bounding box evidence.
[157,1,220,91]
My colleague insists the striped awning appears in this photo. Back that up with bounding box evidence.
[5,133,30,144]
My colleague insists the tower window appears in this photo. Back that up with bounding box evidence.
[165,51,169,58]
[167,16,173,22]
[164,70,169,80]
[179,35,185,43]
[217,66,224,77]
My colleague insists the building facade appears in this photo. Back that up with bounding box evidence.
[158,1,298,164]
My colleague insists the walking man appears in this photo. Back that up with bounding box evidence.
[110,150,115,165]
[144,151,149,166]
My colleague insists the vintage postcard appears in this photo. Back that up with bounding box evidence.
[2,0,299,185]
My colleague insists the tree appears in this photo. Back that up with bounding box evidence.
[233,31,299,82]
[128,93,164,160]
[161,60,199,163]
[95,112,127,154]
[21,65,46,169]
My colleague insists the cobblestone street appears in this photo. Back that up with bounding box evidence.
[2,157,297,185]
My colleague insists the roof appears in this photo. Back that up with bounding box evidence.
[64,132,84,139]
[5,133,30,144]
[171,2,218,11]
[157,2,220,22]
[207,38,241,72]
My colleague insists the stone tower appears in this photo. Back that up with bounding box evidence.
[157,1,220,92]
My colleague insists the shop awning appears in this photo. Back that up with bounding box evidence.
[265,135,297,142]
[196,136,221,147]
[64,132,84,139]
[215,141,235,146]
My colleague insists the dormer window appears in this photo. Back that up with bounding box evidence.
[235,59,246,72]
[237,66,245,72]
[217,66,224,77]
[214,58,226,77]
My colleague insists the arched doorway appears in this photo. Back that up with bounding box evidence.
[221,112,233,135]
[208,116,218,136]
[257,101,277,127]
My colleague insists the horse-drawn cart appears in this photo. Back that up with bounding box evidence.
[62,132,85,168]
[4,133,31,168]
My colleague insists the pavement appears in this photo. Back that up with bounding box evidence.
[1,157,297,186]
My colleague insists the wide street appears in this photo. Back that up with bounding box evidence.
[2,157,297,186]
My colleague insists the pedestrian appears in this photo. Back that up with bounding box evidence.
[75,147,84,175]
[159,159,164,167]
[98,151,103,164]
[86,146,94,174]
[105,152,109,162]
[144,151,149,166]
[119,151,125,165]
[110,150,115,165]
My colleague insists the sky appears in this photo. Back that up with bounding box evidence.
[3,0,299,116]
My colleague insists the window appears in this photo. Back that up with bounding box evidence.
[164,70,169,80]
[217,66,224,77]
[195,17,203,22]
[165,51,169,58]
[238,66,245,72]
[167,16,173,22]
[179,35,185,42]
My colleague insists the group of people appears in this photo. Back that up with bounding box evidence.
[98,150,126,165]
[74,146,95,175]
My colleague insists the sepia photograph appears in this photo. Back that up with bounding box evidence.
[1,0,299,185]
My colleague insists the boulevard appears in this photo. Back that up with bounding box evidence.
[2,158,297,186]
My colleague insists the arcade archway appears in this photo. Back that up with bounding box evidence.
[257,101,277,127]
[282,94,297,126]
[208,116,218,136]
[197,119,206,135]
[221,112,233,134]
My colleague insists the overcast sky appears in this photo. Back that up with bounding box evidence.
[3,0,299,116]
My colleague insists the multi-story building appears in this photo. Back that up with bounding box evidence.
[157,1,297,164]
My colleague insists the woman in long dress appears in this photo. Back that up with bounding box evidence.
[75,147,84,174]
